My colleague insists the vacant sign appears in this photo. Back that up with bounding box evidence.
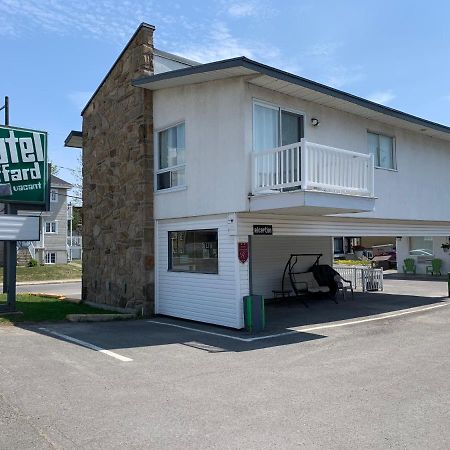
[0,215,40,241]
[0,125,48,205]
[253,224,273,235]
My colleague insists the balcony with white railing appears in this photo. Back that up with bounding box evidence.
[250,139,375,213]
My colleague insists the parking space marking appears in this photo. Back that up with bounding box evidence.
[148,302,450,343]
[290,302,450,335]
[148,320,251,342]
[38,327,133,362]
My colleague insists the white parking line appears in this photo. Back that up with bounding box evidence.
[148,302,450,343]
[38,327,133,362]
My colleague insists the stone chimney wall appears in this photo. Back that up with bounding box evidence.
[82,24,155,314]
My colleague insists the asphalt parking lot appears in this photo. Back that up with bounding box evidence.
[1,279,449,449]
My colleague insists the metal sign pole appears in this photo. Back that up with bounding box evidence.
[2,96,9,294]
[6,207,17,310]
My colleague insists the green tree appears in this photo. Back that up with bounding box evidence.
[49,160,60,176]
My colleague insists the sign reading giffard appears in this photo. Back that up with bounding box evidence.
[0,125,48,205]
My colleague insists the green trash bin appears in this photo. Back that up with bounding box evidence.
[243,295,265,333]
[448,272,450,297]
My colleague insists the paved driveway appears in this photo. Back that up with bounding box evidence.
[0,279,449,449]
[16,281,81,299]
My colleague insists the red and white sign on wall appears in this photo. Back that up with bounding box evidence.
[238,242,248,264]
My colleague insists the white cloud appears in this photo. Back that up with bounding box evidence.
[0,0,189,45]
[227,2,257,17]
[324,65,364,89]
[367,90,396,105]
[305,42,342,58]
[171,21,280,63]
[67,91,93,111]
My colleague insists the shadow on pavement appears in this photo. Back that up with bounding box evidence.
[19,289,449,354]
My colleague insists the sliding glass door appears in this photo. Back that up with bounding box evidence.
[253,102,304,151]
[253,101,304,190]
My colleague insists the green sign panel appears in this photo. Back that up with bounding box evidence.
[0,125,48,205]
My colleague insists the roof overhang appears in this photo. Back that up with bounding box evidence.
[133,57,450,142]
[64,130,83,149]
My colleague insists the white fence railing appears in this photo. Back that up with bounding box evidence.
[67,236,82,247]
[67,236,82,261]
[17,241,36,259]
[334,266,383,292]
[252,139,374,197]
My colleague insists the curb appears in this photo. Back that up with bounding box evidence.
[66,313,136,322]
[16,279,81,286]
[26,293,82,304]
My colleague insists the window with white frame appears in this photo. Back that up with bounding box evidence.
[253,101,304,151]
[368,131,396,170]
[45,252,56,264]
[156,122,185,190]
[45,221,57,234]
[50,189,58,202]
[169,229,218,274]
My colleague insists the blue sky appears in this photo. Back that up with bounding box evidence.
[1,0,449,190]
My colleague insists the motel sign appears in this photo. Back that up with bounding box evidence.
[0,125,48,205]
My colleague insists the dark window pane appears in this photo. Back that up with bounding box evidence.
[281,111,302,146]
[334,237,344,254]
[157,172,171,190]
[169,229,218,274]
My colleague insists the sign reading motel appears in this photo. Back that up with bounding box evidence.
[0,125,48,205]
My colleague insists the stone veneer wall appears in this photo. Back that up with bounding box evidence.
[82,24,155,314]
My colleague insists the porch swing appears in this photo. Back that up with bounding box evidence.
[280,253,349,306]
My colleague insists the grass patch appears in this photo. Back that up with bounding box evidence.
[0,263,82,283]
[0,294,107,325]
[334,259,371,266]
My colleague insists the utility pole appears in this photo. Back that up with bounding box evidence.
[1,96,9,293]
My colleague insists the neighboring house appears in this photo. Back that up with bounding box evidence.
[0,175,73,265]
[66,23,450,328]
[34,175,73,264]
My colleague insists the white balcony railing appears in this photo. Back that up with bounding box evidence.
[252,139,374,197]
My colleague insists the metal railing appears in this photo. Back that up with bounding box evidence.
[252,139,374,197]
[334,265,383,292]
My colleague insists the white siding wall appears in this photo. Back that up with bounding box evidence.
[245,84,450,222]
[236,213,450,237]
[156,215,243,328]
[153,78,248,220]
[251,236,333,298]
[152,77,450,223]
[154,54,193,74]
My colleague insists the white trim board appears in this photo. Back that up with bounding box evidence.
[237,214,450,236]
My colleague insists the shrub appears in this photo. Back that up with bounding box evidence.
[27,258,38,267]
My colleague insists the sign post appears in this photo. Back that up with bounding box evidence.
[1,96,9,293]
[0,119,48,313]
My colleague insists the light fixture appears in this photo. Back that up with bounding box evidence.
[311,117,320,127]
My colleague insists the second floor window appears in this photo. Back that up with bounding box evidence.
[45,221,57,234]
[50,189,58,202]
[253,102,304,151]
[368,131,396,170]
[156,122,185,191]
